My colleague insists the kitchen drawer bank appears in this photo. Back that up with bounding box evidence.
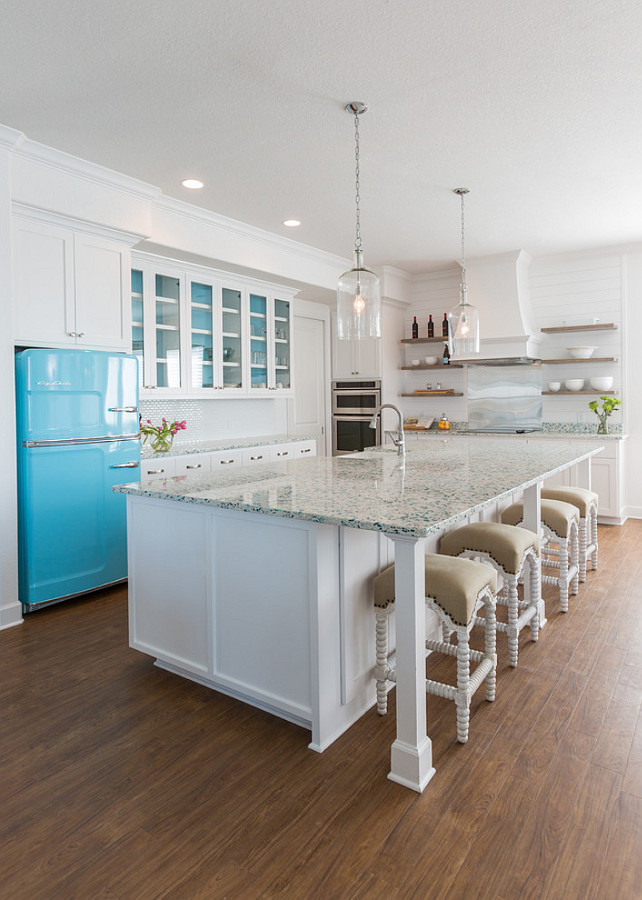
[140,437,317,480]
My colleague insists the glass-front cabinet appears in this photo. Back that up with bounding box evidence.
[131,252,294,397]
[273,297,291,391]
[220,286,244,391]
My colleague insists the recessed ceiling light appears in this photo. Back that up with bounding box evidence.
[182,178,204,189]
[283,219,301,227]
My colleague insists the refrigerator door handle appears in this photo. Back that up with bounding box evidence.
[108,407,138,413]
[24,434,141,447]
[111,461,140,469]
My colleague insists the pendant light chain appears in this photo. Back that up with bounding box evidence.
[353,109,362,253]
[459,188,468,288]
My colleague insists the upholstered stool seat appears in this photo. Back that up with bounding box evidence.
[541,487,598,581]
[440,522,540,667]
[373,553,497,743]
[501,499,579,613]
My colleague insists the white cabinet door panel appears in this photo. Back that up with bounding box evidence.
[74,235,129,350]
[13,220,75,345]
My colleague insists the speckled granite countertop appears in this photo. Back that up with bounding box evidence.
[116,438,601,538]
[141,434,314,460]
[402,429,626,442]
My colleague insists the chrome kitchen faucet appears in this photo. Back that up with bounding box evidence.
[370,404,406,456]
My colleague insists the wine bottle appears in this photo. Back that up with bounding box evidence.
[442,313,449,337]
[443,343,450,365]
[412,316,418,339]
[427,315,434,338]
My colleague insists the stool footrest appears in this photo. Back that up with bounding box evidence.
[425,638,486,664]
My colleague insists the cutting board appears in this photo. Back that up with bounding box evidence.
[413,389,455,395]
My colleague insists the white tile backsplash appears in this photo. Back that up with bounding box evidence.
[139,398,288,445]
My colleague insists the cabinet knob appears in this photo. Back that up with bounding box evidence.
[68,331,77,337]
[77,332,85,338]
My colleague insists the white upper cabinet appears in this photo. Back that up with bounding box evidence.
[332,329,381,379]
[12,213,131,351]
[132,252,296,399]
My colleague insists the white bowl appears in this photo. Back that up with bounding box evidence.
[589,376,613,391]
[565,379,585,391]
[547,381,561,392]
[424,356,439,366]
[411,359,420,366]
[567,346,597,359]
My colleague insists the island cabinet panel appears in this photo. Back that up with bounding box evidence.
[124,496,382,751]
[128,499,210,676]
[211,512,313,717]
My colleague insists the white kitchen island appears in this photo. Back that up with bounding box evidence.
[115,438,601,792]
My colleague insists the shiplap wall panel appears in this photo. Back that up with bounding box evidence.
[530,253,623,424]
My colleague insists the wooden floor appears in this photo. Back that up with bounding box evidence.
[2,521,642,899]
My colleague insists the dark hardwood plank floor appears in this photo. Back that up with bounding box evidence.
[1,520,641,899]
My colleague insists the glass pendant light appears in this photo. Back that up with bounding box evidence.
[447,188,480,356]
[337,102,381,340]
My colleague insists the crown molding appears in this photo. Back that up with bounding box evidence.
[12,201,150,245]
[0,124,25,152]
[153,194,351,271]
[15,136,161,201]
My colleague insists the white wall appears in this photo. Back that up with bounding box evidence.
[623,249,642,518]
[529,251,624,425]
[0,133,21,628]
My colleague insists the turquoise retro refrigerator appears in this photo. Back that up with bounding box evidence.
[15,348,140,611]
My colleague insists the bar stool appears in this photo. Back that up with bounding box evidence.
[439,522,540,668]
[373,553,497,744]
[501,499,579,613]
[541,487,598,581]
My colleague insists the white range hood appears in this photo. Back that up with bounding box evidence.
[456,250,542,364]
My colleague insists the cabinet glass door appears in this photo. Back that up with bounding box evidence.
[249,293,268,391]
[190,280,214,389]
[155,273,182,388]
[221,287,243,389]
[274,298,291,390]
[131,269,144,389]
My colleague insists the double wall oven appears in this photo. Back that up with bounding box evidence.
[332,380,382,455]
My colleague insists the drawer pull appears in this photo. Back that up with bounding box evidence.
[147,469,164,475]
[220,459,235,465]
[185,464,202,470]
[250,455,263,461]
[276,451,289,457]
[112,461,140,469]
[301,448,311,453]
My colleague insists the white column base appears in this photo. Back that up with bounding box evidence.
[388,737,436,792]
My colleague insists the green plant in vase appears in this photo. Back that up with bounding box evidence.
[140,416,187,453]
[588,396,621,435]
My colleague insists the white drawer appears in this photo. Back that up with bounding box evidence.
[242,446,270,465]
[269,443,295,462]
[174,454,211,476]
[210,448,244,469]
[293,440,316,458]
[140,456,177,480]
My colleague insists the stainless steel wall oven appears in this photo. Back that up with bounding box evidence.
[331,380,382,455]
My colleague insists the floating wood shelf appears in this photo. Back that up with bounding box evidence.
[542,390,617,396]
[401,337,449,344]
[540,323,617,334]
[401,391,464,397]
[400,364,463,370]
[543,357,617,365]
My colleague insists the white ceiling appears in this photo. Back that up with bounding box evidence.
[2,0,642,274]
